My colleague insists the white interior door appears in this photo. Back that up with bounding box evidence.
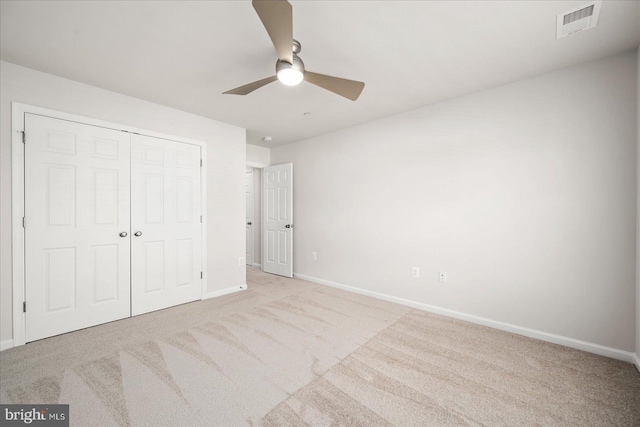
[25,114,131,342]
[262,163,293,277]
[246,169,254,266]
[130,134,202,315]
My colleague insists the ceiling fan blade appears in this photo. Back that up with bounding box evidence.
[304,71,365,101]
[223,75,278,95]
[252,0,293,64]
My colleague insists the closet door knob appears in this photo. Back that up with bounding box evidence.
[134,231,142,237]
[119,232,128,237]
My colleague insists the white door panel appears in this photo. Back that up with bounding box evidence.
[262,163,293,277]
[131,134,202,315]
[25,114,131,342]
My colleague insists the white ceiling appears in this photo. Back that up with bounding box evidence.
[1,1,639,147]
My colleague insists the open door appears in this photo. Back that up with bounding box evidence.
[262,163,293,277]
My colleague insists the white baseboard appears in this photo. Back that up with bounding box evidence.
[633,353,640,373]
[252,263,262,268]
[0,339,14,352]
[294,273,636,364]
[202,284,247,300]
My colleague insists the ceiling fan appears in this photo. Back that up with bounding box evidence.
[223,0,365,101]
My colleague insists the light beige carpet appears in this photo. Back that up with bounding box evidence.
[1,267,639,426]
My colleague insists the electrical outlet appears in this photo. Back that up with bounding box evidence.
[312,252,317,261]
[238,256,244,266]
[412,267,420,278]
[439,271,447,282]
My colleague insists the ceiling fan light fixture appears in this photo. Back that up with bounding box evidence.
[277,68,303,86]
[276,55,305,86]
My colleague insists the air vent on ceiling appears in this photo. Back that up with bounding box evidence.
[556,1,601,39]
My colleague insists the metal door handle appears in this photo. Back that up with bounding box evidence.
[134,231,142,237]
[247,222,252,226]
[285,224,292,229]
[119,232,128,237]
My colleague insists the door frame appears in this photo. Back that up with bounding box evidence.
[11,102,208,347]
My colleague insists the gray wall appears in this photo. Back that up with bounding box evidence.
[247,144,270,166]
[0,61,247,346]
[272,51,637,352]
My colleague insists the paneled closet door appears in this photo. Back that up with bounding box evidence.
[25,114,131,342]
[130,134,203,315]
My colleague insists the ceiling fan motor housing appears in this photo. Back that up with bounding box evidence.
[276,53,305,75]
[275,39,305,86]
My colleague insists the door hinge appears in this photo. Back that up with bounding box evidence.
[200,215,203,223]
[200,272,203,279]
[22,217,25,228]
[23,302,26,313]
[21,131,26,144]
[200,159,203,167]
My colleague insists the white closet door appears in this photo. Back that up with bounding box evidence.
[25,114,131,342]
[262,163,293,277]
[130,134,202,315]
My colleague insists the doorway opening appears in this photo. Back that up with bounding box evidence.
[246,167,262,268]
